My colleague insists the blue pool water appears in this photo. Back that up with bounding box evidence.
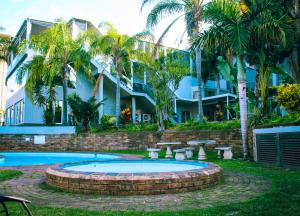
[0,152,120,167]
[63,160,208,173]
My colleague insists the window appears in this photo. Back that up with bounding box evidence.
[54,101,63,124]
[205,90,215,97]
[181,111,191,123]
[192,90,199,100]
[15,99,24,125]
[6,106,14,126]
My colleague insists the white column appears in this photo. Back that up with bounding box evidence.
[98,74,104,121]
[132,96,136,124]
[130,61,134,86]
[174,98,177,113]
[201,81,205,97]
[190,55,193,74]
[227,95,230,120]
[26,19,32,49]
[144,71,147,84]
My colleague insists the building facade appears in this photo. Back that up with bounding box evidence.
[5,18,260,126]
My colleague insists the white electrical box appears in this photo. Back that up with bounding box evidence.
[34,135,45,145]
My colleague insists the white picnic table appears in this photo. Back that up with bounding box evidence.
[157,141,181,158]
[187,140,216,160]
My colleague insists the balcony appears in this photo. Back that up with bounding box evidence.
[133,83,154,99]
[6,53,27,82]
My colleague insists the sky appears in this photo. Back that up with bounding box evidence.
[0,0,188,49]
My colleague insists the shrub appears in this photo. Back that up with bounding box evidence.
[67,93,102,131]
[276,84,300,114]
[99,115,116,130]
[171,119,240,130]
[121,108,131,124]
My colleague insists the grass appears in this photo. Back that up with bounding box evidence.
[0,170,22,181]
[1,151,300,216]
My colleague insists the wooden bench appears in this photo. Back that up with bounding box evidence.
[215,147,233,159]
[174,149,186,160]
[147,148,161,159]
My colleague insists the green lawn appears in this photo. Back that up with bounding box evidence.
[0,170,22,181]
[2,151,300,216]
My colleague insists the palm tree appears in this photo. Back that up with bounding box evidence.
[0,34,11,61]
[284,0,300,83]
[198,0,291,159]
[141,0,206,122]
[89,23,137,128]
[17,20,92,125]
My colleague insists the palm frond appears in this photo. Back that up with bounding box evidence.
[146,0,184,30]
[153,14,183,56]
[140,0,161,11]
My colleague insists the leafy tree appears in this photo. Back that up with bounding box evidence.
[138,51,188,132]
[17,20,93,125]
[197,0,292,159]
[89,22,141,128]
[276,84,300,114]
[141,0,206,122]
[0,34,12,62]
[67,93,102,131]
[284,0,300,83]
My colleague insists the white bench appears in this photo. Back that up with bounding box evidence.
[184,147,195,159]
[147,148,161,159]
[215,147,233,159]
[174,149,186,160]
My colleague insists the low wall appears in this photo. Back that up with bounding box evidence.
[0,126,75,134]
[0,129,243,156]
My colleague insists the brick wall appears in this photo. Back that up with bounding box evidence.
[0,129,243,156]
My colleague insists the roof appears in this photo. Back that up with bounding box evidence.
[0,33,11,39]
[176,93,237,104]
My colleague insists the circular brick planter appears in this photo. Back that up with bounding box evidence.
[46,160,222,196]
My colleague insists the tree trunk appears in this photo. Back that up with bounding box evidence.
[216,73,220,95]
[255,65,260,97]
[158,110,165,132]
[116,72,121,128]
[195,46,204,122]
[289,0,300,82]
[62,67,68,126]
[237,55,248,159]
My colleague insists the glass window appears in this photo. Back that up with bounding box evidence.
[181,111,191,123]
[205,90,215,97]
[6,106,14,126]
[54,101,63,124]
[14,99,24,125]
[192,90,199,100]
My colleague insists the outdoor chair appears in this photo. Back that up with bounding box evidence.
[0,194,33,216]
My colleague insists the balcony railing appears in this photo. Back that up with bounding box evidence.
[133,83,154,99]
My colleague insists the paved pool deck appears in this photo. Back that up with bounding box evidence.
[0,159,269,211]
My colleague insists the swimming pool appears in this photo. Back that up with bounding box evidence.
[46,160,222,195]
[0,152,120,167]
[63,160,209,173]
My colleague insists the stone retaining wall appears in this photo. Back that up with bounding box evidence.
[0,129,243,156]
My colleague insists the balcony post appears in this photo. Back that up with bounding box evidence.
[98,73,104,122]
[227,95,230,120]
[131,61,134,85]
[26,19,32,49]
[132,96,136,124]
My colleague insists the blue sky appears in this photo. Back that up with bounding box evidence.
[0,0,187,48]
